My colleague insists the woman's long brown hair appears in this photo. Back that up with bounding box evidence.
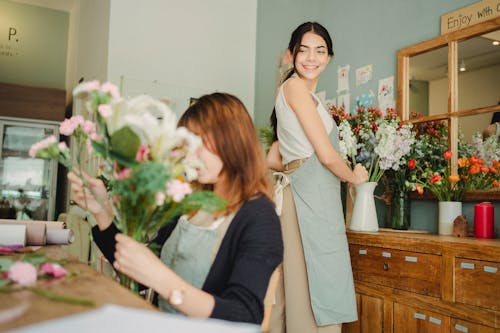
[179,93,273,213]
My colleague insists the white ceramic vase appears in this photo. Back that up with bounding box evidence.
[349,182,379,232]
[438,201,462,235]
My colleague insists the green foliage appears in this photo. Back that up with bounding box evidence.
[259,126,274,153]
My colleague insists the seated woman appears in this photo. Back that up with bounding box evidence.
[68,93,283,324]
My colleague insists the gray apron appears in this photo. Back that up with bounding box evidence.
[158,213,232,313]
[285,127,357,325]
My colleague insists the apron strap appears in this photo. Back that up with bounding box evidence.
[273,171,290,216]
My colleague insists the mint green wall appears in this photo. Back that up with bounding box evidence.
[255,0,500,235]
[0,0,68,89]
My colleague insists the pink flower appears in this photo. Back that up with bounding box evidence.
[59,115,85,136]
[29,135,57,158]
[136,145,149,162]
[167,179,192,202]
[116,168,131,180]
[155,192,166,206]
[100,82,120,98]
[98,104,112,118]
[57,142,68,151]
[8,261,37,286]
[82,120,96,135]
[41,263,67,278]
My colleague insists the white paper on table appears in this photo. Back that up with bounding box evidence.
[46,229,75,245]
[7,304,262,333]
[0,224,26,246]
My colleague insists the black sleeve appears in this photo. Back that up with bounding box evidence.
[91,218,180,264]
[210,197,284,323]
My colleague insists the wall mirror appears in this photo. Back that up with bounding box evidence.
[398,17,500,201]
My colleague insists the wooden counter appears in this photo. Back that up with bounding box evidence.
[0,246,156,332]
[345,231,500,333]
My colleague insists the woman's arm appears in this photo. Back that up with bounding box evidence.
[113,233,217,318]
[284,78,367,184]
[266,140,284,171]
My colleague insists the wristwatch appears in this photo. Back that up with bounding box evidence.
[169,289,185,306]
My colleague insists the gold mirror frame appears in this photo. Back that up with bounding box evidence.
[397,17,500,201]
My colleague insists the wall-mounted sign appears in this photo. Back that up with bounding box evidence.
[441,0,500,34]
[1,26,20,58]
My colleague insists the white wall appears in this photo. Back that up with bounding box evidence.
[106,0,257,117]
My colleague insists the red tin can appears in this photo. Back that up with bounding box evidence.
[474,202,494,239]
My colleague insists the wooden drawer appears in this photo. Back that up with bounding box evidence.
[394,303,450,333]
[451,318,495,333]
[455,258,500,311]
[350,244,442,297]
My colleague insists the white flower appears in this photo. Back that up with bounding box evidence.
[338,119,357,161]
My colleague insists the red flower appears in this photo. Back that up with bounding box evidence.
[443,150,452,159]
[408,159,416,170]
[416,185,424,195]
[430,174,442,184]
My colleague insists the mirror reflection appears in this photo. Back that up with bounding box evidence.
[458,29,500,111]
[458,111,500,146]
[409,45,448,116]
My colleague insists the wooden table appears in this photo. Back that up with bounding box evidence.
[0,246,156,332]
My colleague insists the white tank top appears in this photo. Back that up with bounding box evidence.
[275,81,333,165]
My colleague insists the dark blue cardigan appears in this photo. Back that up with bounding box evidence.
[92,194,283,324]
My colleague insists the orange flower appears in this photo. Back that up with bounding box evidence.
[490,167,499,174]
[492,160,499,167]
[493,180,499,188]
[457,157,469,168]
[443,150,452,159]
[480,166,489,173]
[415,185,424,195]
[448,174,460,183]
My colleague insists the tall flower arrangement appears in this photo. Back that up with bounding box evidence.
[331,104,415,183]
[30,81,225,246]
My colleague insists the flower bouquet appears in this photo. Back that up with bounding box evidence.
[331,104,414,231]
[30,81,225,291]
[332,105,415,183]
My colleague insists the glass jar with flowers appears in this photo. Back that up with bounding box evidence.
[29,81,225,292]
[332,104,414,232]
[385,113,449,230]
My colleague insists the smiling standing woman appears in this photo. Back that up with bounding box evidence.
[267,22,368,333]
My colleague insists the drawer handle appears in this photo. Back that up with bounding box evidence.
[382,251,391,258]
[359,249,367,255]
[460,262,474,269]
[429,316,441,325]
[383,262,389,271]
[454,324,468,332]
[413,312,426,320]
[405,256,418,262]
[484,266,497,273]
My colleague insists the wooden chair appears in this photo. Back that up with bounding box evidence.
[261,268,281,333]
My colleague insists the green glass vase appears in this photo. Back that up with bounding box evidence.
[391,190,410,230]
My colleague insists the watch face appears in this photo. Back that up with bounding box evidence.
[169,289,184,305]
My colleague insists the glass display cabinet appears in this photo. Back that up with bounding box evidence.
[0,116,60,220]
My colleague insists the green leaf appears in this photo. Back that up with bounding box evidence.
[0,279,10,287]
[0,258,14,272]
[110,126,141,161]
[91,140,108,158]
[21,253,46,266]
[108,150,139,168]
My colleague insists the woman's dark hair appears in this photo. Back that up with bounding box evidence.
[178,93,273,213]
[270,22,334,141]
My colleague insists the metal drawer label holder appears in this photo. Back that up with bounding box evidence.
[484,266,497,273]
[358,249,367,255]
[405,256,418,262]
[460,262,474,269]
[413,313,426,320]
[454,324,468,332]
[382,251,391,258]
[429,316,441,325]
